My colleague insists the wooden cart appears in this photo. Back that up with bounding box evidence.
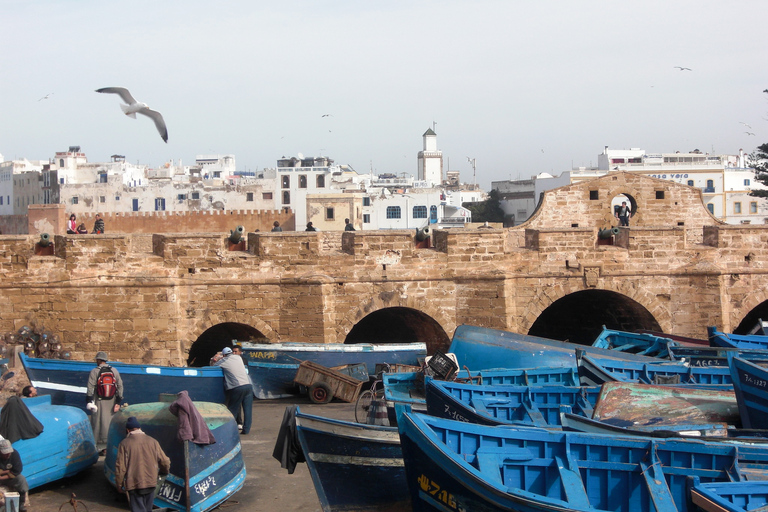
[294,360,366,404]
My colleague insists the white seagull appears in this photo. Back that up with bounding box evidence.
[95,87,168,142]
[38,92,54,101]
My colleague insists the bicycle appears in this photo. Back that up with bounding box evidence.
[354,364,389,424]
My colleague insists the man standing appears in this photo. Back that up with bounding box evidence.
[86,351,123,456]
[213,347,253,435]
[615,201,631,227]
[92,214,105,234]
[0,439,29,511]
[344,218,355,231]
[114,416,170,512]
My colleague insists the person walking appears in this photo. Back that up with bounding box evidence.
[0,440,29,511]
[86,351,123,455]
[213,347,253,435]
[114,416,171,512]
[344,218,355,231]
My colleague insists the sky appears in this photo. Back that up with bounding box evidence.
[2,1,766,190]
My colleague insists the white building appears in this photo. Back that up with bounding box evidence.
[495,146,768,225]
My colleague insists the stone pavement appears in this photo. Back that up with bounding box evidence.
[30,398,358,512]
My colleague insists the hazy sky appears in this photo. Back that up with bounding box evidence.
[2,1,766,189]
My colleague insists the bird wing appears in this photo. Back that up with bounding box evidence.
[138,107,168,142]
[96,87,137,105]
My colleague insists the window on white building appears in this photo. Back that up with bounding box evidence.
[299,175,307,189]
[745,179,751,186]
[687,180,694,186]
[177,194,186,202]
[413,205,427,218]
[283,191,290,204]
[246,192,254,202]
[316,175,325,188]
[734,202,742,214]
[72,197,78,205]
[363,214,370,223]
[282,176,290,189]
[751,202,758,214]
[386,206,401,219]
[155,198,166,211]
[363,197,370,206]
[262,192,272,200]
[99,173,108,183]
[707,204,714,214]
[99,196,106,203]
[326,207,334,220]
[430,205,437,221]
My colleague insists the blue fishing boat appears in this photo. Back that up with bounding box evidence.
[709,326,768,350]
[104,396,245,512]
[4,395,98,489]
[241,342,425,399]
[397,411,768,512]
[690,477,768,512]
[667,343,768,367]
[449,324,661,371]
[728,355,768,429]
[560,411,732,438]
[20,353,226,411]
[294,407,409,512]
[425,379,599,427]
[577,352,733,387]
[383,366,581,410]
[590,326,676,357]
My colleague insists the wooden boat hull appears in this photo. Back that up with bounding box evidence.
[104,401,245,512]
[577,353,733,387]
[425,380,598,427]
[242,342,426,400]
[7,395,98,489]
[593,381,740,427]
[728,355,768,429]
[690,477,768,512]
[383,367,581,410]
[398,411,768,512]
[449,324,660,371]
[295,408,409,512]
[20,353,226,411]
[242,342,426,374]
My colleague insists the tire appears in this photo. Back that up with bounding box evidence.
[308,382,333,404]
[355,389,375,423]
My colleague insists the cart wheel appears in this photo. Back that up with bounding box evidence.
[309,382,333,404]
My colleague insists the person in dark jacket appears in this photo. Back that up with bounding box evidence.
[271,221,283,232]
[92,214,105,234]
[0,439,29,511]
[344,218,355,231]
[115,416,170,512]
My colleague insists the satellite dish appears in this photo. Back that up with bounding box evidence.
[297,152,304,160]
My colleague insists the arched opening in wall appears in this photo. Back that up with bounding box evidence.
[344,307,450,355]
[527,290,660,345]
[611,193,636,226]
[733,303,768,334]
[187,322,268,367]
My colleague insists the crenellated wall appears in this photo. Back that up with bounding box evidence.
[2,172,768,365]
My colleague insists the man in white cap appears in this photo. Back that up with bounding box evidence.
[86,351,124,455]
[213,346,253,435]
[0,439,29,511]
[115,416,170,512]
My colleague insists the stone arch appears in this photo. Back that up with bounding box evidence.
[523,280,665,344]
[730,285,768,334]
[603,187,639,227]
[185,312,277,367]
[336,294,453,354]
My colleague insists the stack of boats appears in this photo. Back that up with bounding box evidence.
[292,324,768,512]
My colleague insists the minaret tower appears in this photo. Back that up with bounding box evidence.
[417,128,443,186]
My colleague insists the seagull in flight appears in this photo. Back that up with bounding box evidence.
[321,114,333,117]
[740,122,753,129]
[95,87,168,142]
[38,93,54,101]
[674,66,692,71]
[745,132,756,136]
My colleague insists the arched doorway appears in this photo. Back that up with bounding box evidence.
[734,303,768,334]
[187,322,268,367]
[528,290,661,345]
[345,307,450,355]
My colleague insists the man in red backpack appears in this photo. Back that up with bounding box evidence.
[86,351,123,456]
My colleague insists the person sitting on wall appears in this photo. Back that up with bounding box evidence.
[344,218,355,231]
[305,222,316,232]
[92,214,105,234]
[67,214,77,234]
[271,221,283,232]
[76,223,88,234]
